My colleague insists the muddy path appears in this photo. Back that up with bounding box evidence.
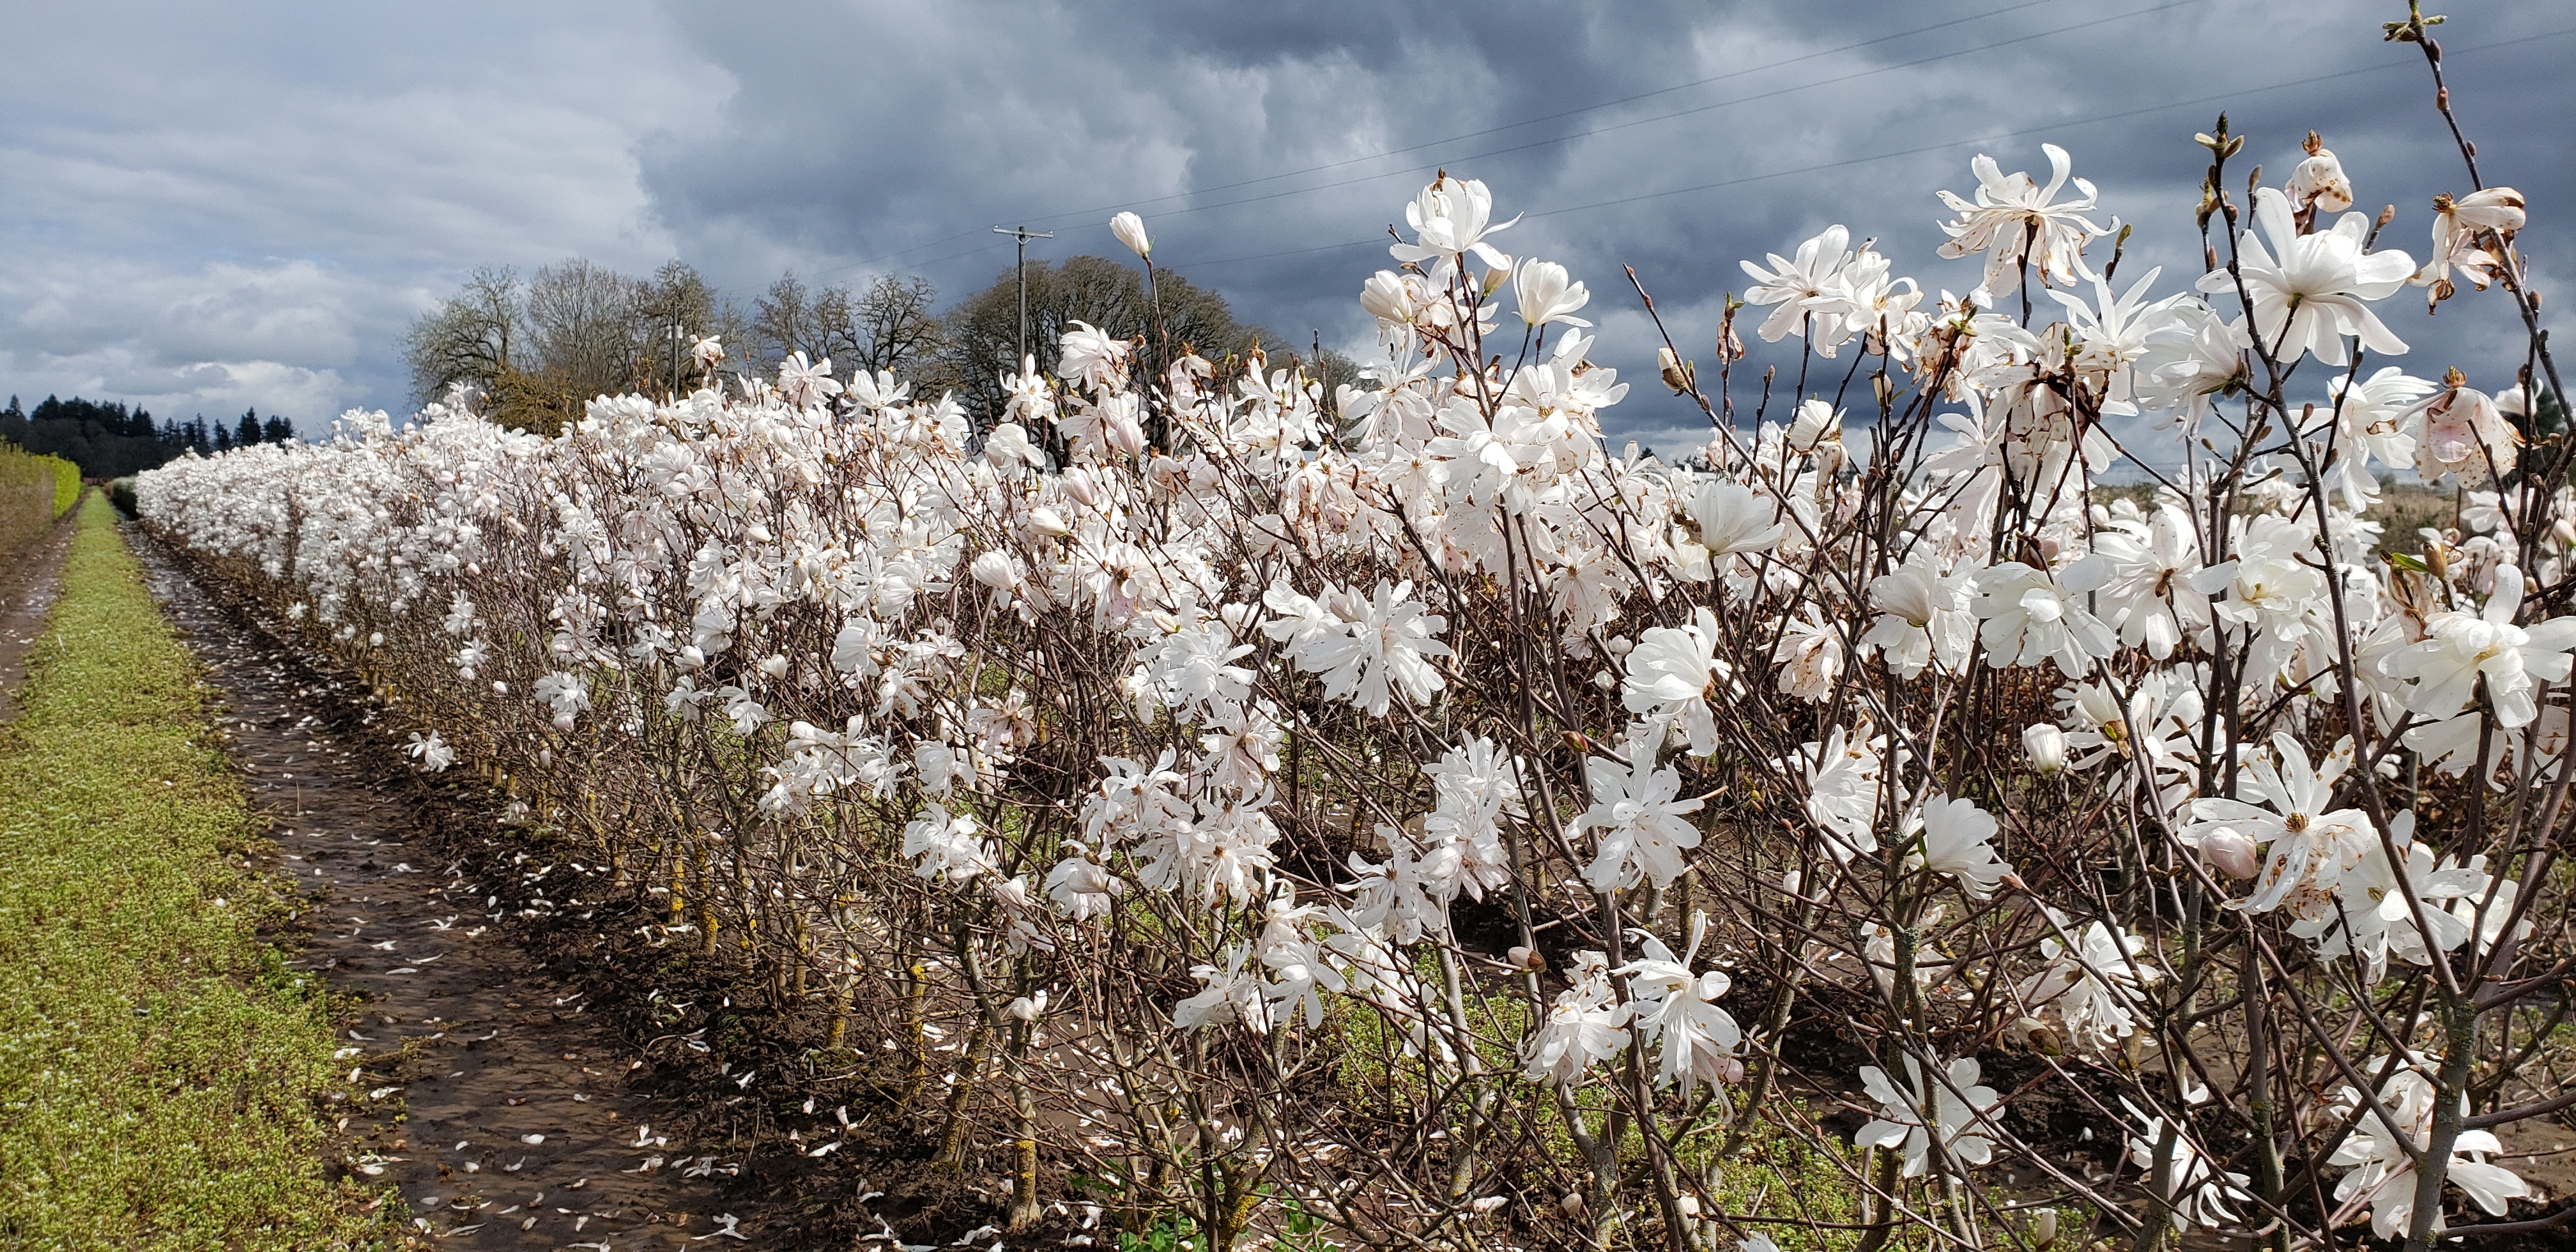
[0,505,78,721]
[130,529,815,1249]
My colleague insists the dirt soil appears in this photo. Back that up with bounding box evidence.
[128,533,793,1246]
[125,527,997,1250]
[0,506,77,721]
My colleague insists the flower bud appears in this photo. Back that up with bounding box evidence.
[2023,722,2067,775]
[2031,1207,2059,1247]
[1027,506,1072,538]
[1557,1193,1586,1219]
[2201,827,2260,880]
[971,551,1021,592]
[1109,211,1151,259]
[758,654,790,678]
[1657,346,1695,395]
[1061,468,1100,508]
[1507,945,1545,972]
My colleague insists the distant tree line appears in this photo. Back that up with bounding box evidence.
[0,396,293,480]
[404,254,1356,436]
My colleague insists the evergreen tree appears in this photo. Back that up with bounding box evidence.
[236,409,263,447]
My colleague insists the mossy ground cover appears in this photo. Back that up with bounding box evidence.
[0,496,394,1249]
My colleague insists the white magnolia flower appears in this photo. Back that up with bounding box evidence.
[404,730,456,773]
[1906,795,2012,899]
[1740,225,1855,344]
[1615,914,1742,1096]
[2413,379,2522,484]
[1855,1055,1999,1180]
[1935,143,2110,291]
[1521,952,1628,1086]
[1512,257,1591,328]
[1390,174,1517,277]
[1797,726,1884,860]
[2328,1069,2529,1240]
[1109,211,1151,258]
[1972,560,2115,676]
[1687,480,1788,559]
[902,802,993,883]
[2125,1101,2251,1232]
[1860,549,1974,679]
[1622,608,1725,754]
[1044,846,1124,921]
[2018,919,2158,1057]
[776,351,843,408]
[1266,580,1452,717]
[2285,135,2354,215]
[2415,187,2525,305]
[1058,321,1131,392]
[2087,501,2209,659]
[2187,733,2374,917]
[2386,565,2576,728]
[2198,187,2414,367]
[1574,737,1704,894]
[1173,945,1271,1034]
[1771,609,1844,704]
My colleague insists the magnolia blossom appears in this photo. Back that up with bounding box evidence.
[1174,945,1271,1033]
[2416,187,2525,305]
[1109,210,1151,258]
[1740,224,1857,346]
[1575,735,1704,894]
[404,730,456,773]
[1972,560,2115,676]
[1798,726,1883,860]
[1616,915,1742,1096]
[1622,609,1724,754]
[1044,846,1124,921]
[776,351,843,408]
[2199,187,2414,367]
[2386,565,2576,728]
[1265,580,1452,717]
[1855,1056,1999,1179]
[2018,919,2158,1057]
[2285,135,2354,215]
[2126,1102,2251,1232]
[2188,733,2375,918]
[1907,794,2012,900]
[902,802,993,883]
[1687,479,1788,560]
[1512,257,1591,328]
[1522,952,1627,1086]
[2413,379,2522,484]
[1391,174,1516,277]
[1935,144,2110,291]
[1861,549,1974,679]
[2328,1069,2529,1239]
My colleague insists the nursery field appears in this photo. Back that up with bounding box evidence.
[13,8,2576,1251]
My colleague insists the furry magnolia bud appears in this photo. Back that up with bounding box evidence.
[1658,346,1695,394]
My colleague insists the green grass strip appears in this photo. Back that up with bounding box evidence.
[0,496,394,1249]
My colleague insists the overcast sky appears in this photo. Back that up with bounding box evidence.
[3,0,2567,454]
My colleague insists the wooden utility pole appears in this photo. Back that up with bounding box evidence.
[991,226,1054,364]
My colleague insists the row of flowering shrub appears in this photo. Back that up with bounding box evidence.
[142,17,2570,1250]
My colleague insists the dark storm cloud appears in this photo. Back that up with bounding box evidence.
[4,0,2566,450]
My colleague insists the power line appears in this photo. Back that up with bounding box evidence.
[813,0,2158,279]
